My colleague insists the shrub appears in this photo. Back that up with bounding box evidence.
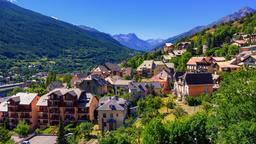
[173,106,187,118]
[186,96,202,106]
[167,99,176,109]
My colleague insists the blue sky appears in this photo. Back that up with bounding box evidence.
[12,0,256,40]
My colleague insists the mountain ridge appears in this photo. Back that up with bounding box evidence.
[154,6,256,49]
[113,33,164,51]
[0,0,136,72]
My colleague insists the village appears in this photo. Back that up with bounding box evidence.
[0,31,255,143]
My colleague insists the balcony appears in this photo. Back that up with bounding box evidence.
[48,101,60,107]
[39,113,48,119]
[64,108,75,114]
[64,116,75,121]
[9,113,18,118]
[49,108,60,113]
[49,114,60,120]
[20,113,32,119]
[38,119,48,125]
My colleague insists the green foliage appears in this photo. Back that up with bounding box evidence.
[142,119,168,144]
[167,113,208,143]
[14,120,29,137]
[207,70,256,143]
[57,119,67,144]
[46,72,56,87]
[0,126,11,144]
[26,83,46,96]
[7,87,25,96]
[186,96,202,106]
[0,1,136,73]
[137,96,162,124]
[170,51,192,71]
[77,122,93,140]
[99,127,141,144]
[172,106,188,118]
[166,97,176,109]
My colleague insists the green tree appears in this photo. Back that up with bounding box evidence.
[57,119,67,144]
[0,126,11,144]
[77,122,93,140]
[46,71,56,87]
[14,120,29,137]
[142,119,168,144]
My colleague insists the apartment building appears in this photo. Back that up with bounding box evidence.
[36,88,98,129]
[7,93,39,129]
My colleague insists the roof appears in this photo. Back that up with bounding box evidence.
[154,61,165,66]
[105,75,122,85]
[183,73,214,85]
[165,63,175,69]
[104,63,121,72]
[37,88,85,106]
[113,80,133,86]
[0,97,10,112]
[83,75,110,87]
[187,57,225,65]
[36,95,48,106]
[165,43,174,47]
[97,96,128,111]
[241,45,256,50]
[9,92,38,105]
[216,61,240,68]
[47,81,64,92]
[173,50,186,56]
[92,65,109,73]
[137,60,154,71]
[151,69,171,81]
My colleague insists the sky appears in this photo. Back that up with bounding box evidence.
[10,0,256,40]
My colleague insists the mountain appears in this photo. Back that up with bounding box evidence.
[113,33,164,51]
[156,7,256,49]
[0,0,136,72]
[78,25,99,33]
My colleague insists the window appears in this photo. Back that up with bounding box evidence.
[116,113,118,117]
[103,122,106,127]
[110,113,113,118]
[103,113,106,118]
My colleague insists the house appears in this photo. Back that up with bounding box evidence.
[136,60,170,78]
[163,43,175,53]
[177,42,191,50]
[0,97,9,124]
[215,61,240,72]
[36,88,98,129]
[47,81,64,92]
[153,61,169,76]
[174,73,214,101]
[121,67,132,78]
[128,82,148,100]
[76,75,111,96]
[172,49,187,56]
[97,96,129,131]
[187,57,225,73]
[7,93,40,129]
[104,63,122,76]
[230,51,256,68]
[232,40,247,47]
[150,69,172,93]
[105,75,122,85]
[91,65,110,78]
[136,60,155,78]
[240,45,256,52]
[113,80,134,95]
[71,73,88,88]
